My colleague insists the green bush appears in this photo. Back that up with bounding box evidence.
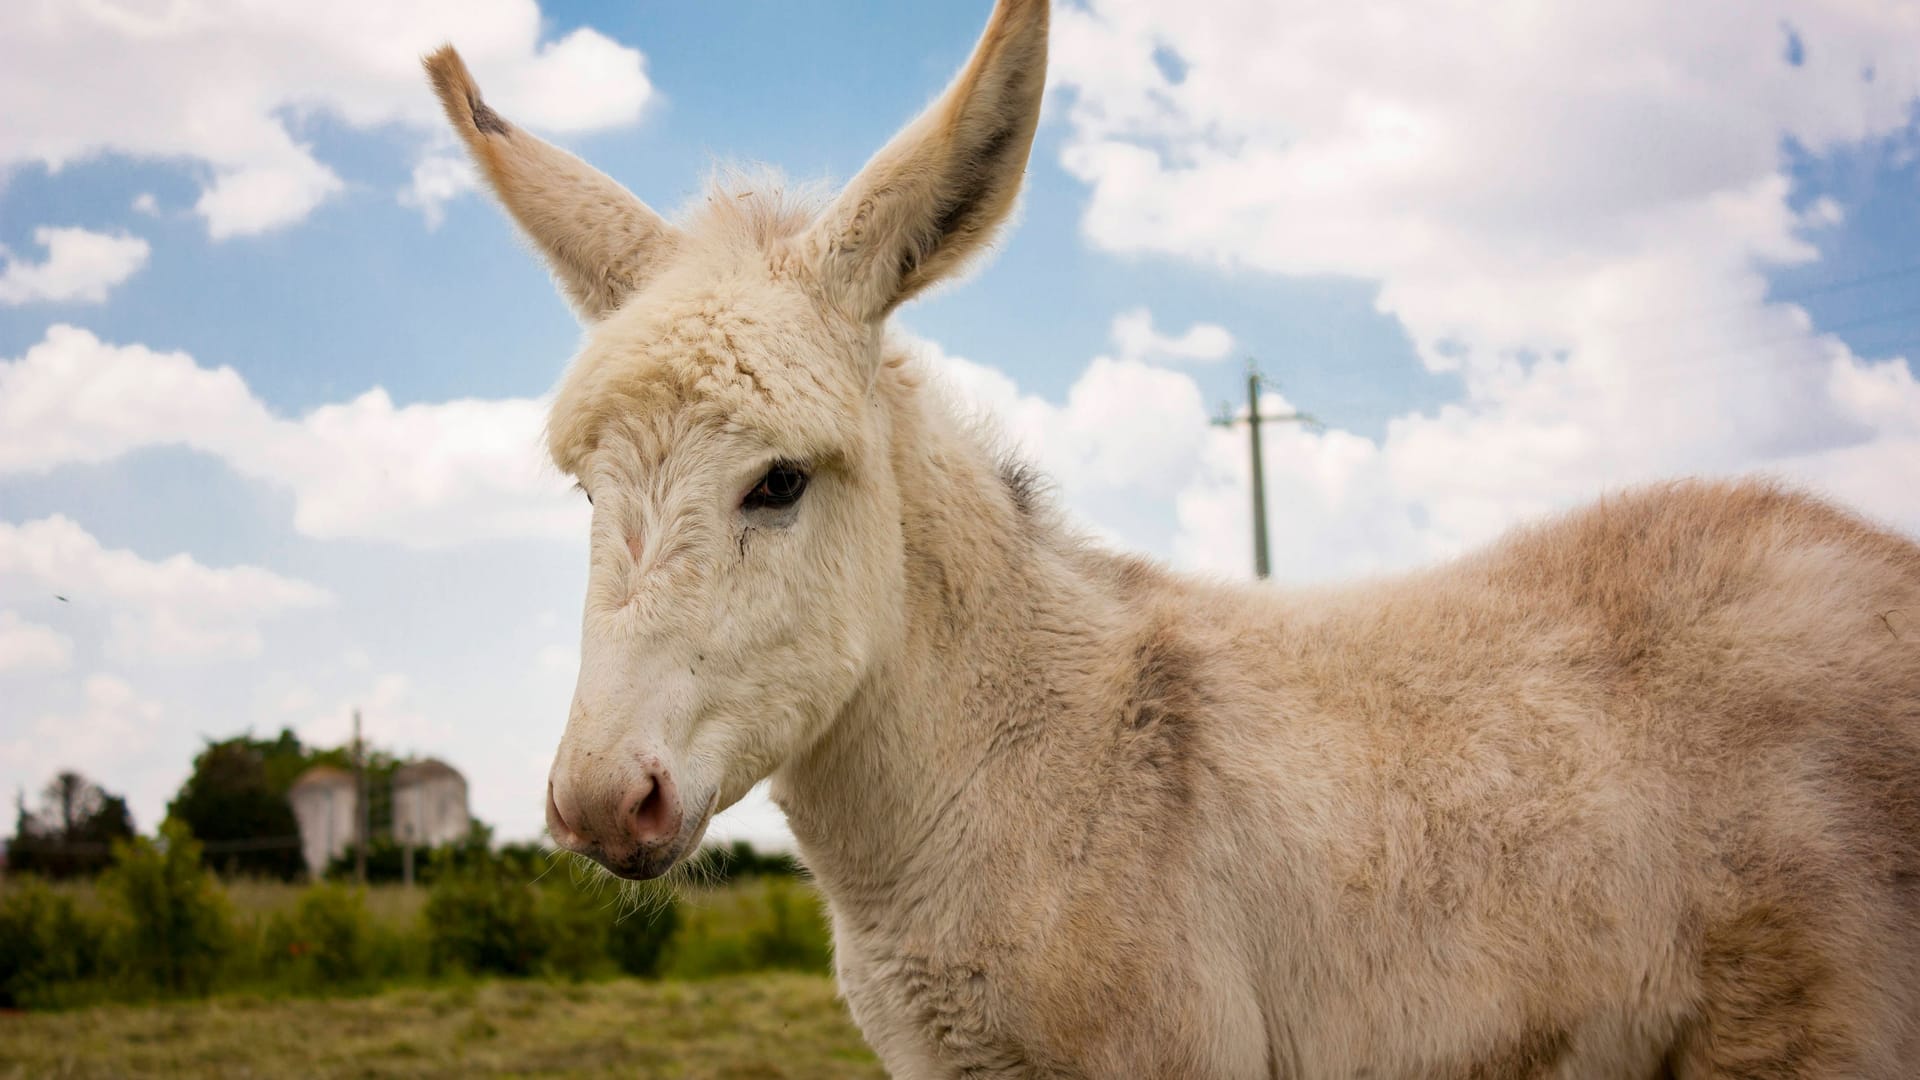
[665,877,831,979]
[323,834,408,883]
[756,877,832,972]
[364,918,433,982]
[405,824,548,884]
[289,883,372,986]
[323,833,547,885]
[97,821,232,996]
[3,837,825,1009]
[681,840,804,885]
[607,891,678,978]
[423,868,546,976]
[535,880,617,981]
[0,878,107,1006]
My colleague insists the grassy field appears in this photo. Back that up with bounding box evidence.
[5,862,840,1006]
[0,973,883,1079]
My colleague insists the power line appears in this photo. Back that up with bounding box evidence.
[1726,299,1920,354]
[1262,288,1920,431]
[1560,304,1920,403]
[1595,259,1920,337]
[1771,260,1920,303]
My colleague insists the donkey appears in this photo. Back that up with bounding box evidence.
[425,1,1920,1075]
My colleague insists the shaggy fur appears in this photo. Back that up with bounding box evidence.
[425,3,1920,1075]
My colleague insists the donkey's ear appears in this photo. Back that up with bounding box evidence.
[423,46,679,321]
[804,0,1048,322]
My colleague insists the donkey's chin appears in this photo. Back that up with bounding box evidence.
[597,844,686,882]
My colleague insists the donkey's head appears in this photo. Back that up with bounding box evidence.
[426,0,1047,878]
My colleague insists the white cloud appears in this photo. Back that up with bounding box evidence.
[1054,2,1918,308]
[707,783,802,853]
[0,326,273,472]
[1047,0,1920,578]
[0,325,582,547]
[912,330,1210,552]
[1109,307,1234,364]
[262,387,572,545]
[917,296,1919,587]
[0,674,177,828]
[0,1,655,237]
[277,686,321,715]
[0,226,150,305]
[196,154,345,241]
[299,672,445,749]
[919,331,1209,495]
[400,152,479,228]
[916,328,1403,570]
[0,611,73,673]
[0,515,330,663]
[0,674,164,783]
[130,193,159,217]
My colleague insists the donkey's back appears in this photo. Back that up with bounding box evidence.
[1219,480,1920,1075]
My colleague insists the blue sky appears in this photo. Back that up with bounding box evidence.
[0,4,1438,433]
[2,1,1917,846]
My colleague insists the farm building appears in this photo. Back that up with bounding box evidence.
[287,765,356,878]
[392,758,470,848]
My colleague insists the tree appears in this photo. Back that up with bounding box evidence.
[98,820,231,995]
[167,728,410,880]
[6,771,136,878]
[167,738,305,880]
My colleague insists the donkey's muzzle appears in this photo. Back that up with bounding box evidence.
[546,761,686,879]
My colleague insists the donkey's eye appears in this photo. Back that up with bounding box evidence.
[744,465,809,510]
[574,482,593,506]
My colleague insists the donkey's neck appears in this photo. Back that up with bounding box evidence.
[772,355,1127,911]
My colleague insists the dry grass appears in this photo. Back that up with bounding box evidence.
[0,974,882,1079]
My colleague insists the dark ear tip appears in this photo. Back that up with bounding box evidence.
[423,46,509,138]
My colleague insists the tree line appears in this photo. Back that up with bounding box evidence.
[1,822,826,1011]
[8,729,379,879]
[7,729,802,885]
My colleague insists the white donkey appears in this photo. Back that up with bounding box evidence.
[425,2,1920,1075]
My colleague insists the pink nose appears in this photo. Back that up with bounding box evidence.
[545,763,683,875]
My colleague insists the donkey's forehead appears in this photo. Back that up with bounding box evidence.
[545,273,871,473]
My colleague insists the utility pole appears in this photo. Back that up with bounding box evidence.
[1211,359,1317,579]
[352,708,368,885]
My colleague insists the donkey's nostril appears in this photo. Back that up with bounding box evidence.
[621,769,678,845]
